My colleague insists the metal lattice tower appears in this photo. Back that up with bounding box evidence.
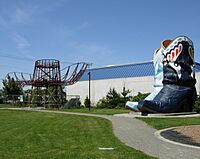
[7,59,89,107]
[32,59,61,87]
[31,59,63,107]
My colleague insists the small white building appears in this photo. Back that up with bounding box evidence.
[66,61,200,105]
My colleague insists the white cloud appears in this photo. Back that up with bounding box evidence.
[12,6,37,25]
[14,8,30,24]
[76,43,113,56]
[54,21,91,37]
[0,5,38,27]
[13,33,31,50]
[68,41,114,65]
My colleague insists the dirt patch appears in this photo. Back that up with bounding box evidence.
[160,125,200,147]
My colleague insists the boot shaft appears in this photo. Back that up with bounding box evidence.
[153,48,164,87]
[162,36,196,87]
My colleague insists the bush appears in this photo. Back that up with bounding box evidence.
[193,95,200,113]
[96,87,131,109]
[84,96,90,108]
[106,88,122,108]
[120,87,131,107]
[131,92,150,102]
[63,98,81,109]
[96,88,151,109]
[96,97,108,108]
[0,98,3,104]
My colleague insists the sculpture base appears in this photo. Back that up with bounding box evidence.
[114,111,199,118]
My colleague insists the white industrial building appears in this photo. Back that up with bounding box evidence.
[66,61,200,105]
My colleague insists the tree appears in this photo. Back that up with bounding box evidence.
[96,87,131,109]
[120,86,131,106]
[106,88,121,108]
[2,75,22,97]
[0,89,3,104]
[0,89,2,96]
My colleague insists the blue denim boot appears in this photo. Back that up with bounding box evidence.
[138,36,196,113]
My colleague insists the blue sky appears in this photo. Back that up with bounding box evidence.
[0,0,200,88]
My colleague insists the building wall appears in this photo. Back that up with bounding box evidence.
[195,72,200,93]
[66,76,154,105]
[66,72,200,106]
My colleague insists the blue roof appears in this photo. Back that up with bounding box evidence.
[79,61,200,81]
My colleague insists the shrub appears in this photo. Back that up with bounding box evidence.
[96,88,150,109]
[131,92,150,102]
[106,88,121,108]
[193,95,200,113]
[96,97,108,108]
[96,87,131,109]
[0,98,3,104]
[63,98,81,109]
[120,87,131,106]
[84,96,90,108]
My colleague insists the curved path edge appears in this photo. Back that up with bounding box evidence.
[1,108,200,159]
[155,126,200,150]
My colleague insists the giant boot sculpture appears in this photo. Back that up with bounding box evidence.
[138,36,197,113]
[126,47,164,111]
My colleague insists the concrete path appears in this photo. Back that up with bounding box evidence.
[109,116,200,159]
[1,108,200,159]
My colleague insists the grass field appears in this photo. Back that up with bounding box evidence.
[0,110,155,159]
[0,104,17,108]
[0,104,130,115]
[60,108,130,115]
[137,117,200,130]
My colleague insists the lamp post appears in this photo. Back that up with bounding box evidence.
[88,71,91,111]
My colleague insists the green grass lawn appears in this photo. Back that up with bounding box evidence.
[0,110,155,159]
[0,104,130,115]
[0,104,17,108]
[60,108,130,115]
[137,117,200,130]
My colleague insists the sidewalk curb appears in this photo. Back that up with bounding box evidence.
[155,126,200,150]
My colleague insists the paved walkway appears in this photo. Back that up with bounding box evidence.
[2,108,200,159]
[109,116,200,159]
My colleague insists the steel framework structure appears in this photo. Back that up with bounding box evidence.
[7,59,89,107]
